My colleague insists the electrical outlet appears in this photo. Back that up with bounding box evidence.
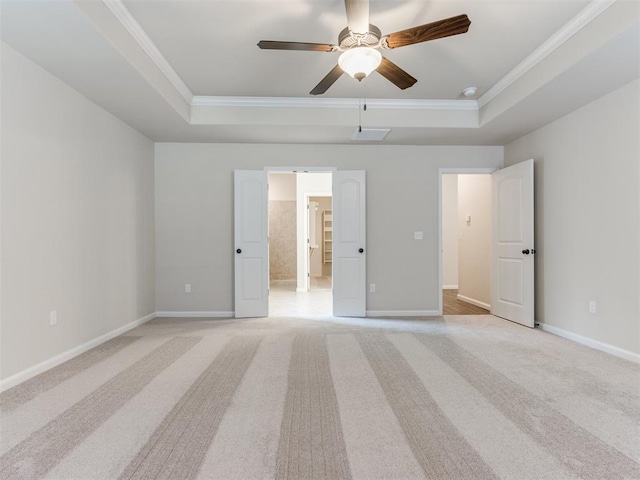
[185,284,191,293]
[370,284,376,293]
[588,300,597,314]
[49,310,58,326]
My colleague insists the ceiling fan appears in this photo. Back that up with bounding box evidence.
[257,0,471,95]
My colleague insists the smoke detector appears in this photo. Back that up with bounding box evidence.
[462,86,478,97]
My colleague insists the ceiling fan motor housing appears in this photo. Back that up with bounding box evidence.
[338,24,382,48]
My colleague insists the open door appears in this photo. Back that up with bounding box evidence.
[333,171,366,316]
[491,159,535,327]
[234,170,268,318]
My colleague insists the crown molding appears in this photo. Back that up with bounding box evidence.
[191,96,478,111]
[477,0,616,108]
[102,0,193,104]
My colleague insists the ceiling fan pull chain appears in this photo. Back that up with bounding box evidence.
[363,81,367,111]
[358,81,368,132]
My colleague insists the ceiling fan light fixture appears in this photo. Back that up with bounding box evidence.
[338,47,382,81]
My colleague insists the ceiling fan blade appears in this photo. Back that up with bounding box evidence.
[257,41,335,52]
[344,0,369,35]
[310,65,344,95]
[384,14,471,49]
[376,57,417,90]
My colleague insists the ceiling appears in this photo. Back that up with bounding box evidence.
[2,0,639,145]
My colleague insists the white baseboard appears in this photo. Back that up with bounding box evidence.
[539,323,640,364]
[367,310,441,317]
[443,285,459,290]
[295,288,307,293]
[456,294,491,310]
[155,311,233,318]
[0,312,156,393]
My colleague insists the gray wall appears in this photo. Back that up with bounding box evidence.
[1,44,156,382]
[154,144,503,314]
[505,79,639,356]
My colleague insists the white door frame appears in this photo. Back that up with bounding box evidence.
[265,167,337,173]
[295,173,333,292]
[437,168,498,316]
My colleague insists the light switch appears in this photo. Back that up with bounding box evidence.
[414,231,424,240]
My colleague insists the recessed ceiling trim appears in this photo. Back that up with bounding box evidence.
[477,0,615,108]
[191,96,478,111]
[102,0,193,103]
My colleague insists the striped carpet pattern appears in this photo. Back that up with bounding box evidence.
[1,315,638,480]
[276,334,351,480]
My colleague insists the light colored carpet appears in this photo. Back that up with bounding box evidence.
[1,314,638,480]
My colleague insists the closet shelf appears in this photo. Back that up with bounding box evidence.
[323,210,332,264]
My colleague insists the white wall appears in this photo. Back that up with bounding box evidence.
[505,79,639,357]
[155,144,503,314]
[1,44,155,384]
[457,174,492,308]
[441,175,458,288]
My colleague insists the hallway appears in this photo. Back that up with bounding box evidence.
[443,289,489,315]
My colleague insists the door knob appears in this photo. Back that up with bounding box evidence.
[522,249,530,255]
[236,248,242,254]
[359,248,364,253]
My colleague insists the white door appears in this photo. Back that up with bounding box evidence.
[333,171,366,316]
[234,170,268,318]
[491,159,535,327]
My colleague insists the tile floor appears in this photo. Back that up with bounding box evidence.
[269,277,332,317]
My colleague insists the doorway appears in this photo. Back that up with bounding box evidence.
[308,196,333,292]
[235,169,366,318]
[267,172,332,316]
[440,171,492,315]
